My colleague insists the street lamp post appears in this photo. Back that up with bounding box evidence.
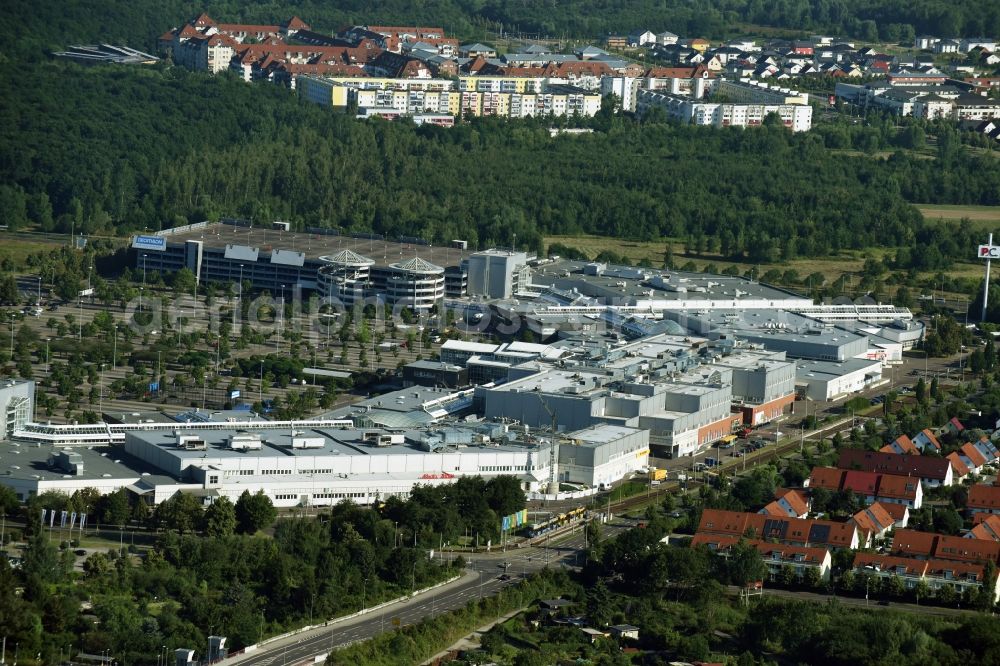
[278,284,285,353]
[99,363,105,416]
[140,254,147,312]
[236,264,244,329]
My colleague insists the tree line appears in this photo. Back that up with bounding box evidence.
[0,473,523,664]
[3,61,1000,269]
[4,0,998,62]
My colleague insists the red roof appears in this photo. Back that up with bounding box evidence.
[947,452,970,477]
[890,529,937,557]
[961,442,988,468]
[914,429,941,450]
[692,535,828,564]
[691,533,739,550]
[285,16,310,30]
[892,528,1000,563]
[206,34,237,47]
[882,434,919,455]
[699,509,856,548]
[698,509,757,537]
[842,470,880,495]
[807,466,844,491]
[837,449,950,481]
[778,488,809,515]
[231,43,383,66]
[277,62,367,77]
[874,474,920,502]
[932,534,1000,563]
[760,488,810,519]
[969,484,1000,511]
[880,502,909,522]
[464,55,489,73]
[753,540,829,564]
[191,12,215,27]
[854,552,927,576]
[968,515,1000,542]
[851,503,895,536]
[925,558,989,582]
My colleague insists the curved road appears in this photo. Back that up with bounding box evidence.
[225,522,622,666]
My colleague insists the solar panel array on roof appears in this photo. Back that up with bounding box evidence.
[762,518,787,540]
[809,523,831,544]
[271,249,306,266]
[224,244,259,261]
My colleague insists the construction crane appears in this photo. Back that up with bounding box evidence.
[536,395,560,494]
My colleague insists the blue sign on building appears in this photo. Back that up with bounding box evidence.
[132,235,167,251]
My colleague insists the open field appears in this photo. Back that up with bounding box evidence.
[0,232,64,266]
[546,235,881,283]
[917,204,1000,225]
[544,234,985,307]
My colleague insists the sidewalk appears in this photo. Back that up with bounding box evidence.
[421,606,529,665]
[222,568,479,666]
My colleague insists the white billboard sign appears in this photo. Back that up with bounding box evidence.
[978,244,1000,259]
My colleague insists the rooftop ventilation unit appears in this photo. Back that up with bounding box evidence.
[364,431,403,447]
[228,432,263,451]
[291,435,325,449]
[49,449,85,475]
[176,434,207,450]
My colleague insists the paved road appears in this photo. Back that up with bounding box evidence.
[228,510,983,666]
[226,521,632,666]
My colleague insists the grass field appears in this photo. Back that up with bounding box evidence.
[544,233,989,305]
[0,234,61,267]
[545,235,878,284]
[548,204,1000,281]
[917,204,1000,225]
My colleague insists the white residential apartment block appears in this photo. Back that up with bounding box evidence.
[601,76,639,111]
[299,75,599,119]
[716,78,810,105]
[637,89,813,131]
[459,76,546,94]
[643,73,715,99]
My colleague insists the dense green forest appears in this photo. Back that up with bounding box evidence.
[4,0,999,61]
[0,474,524,663]
[2,59,999,266]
